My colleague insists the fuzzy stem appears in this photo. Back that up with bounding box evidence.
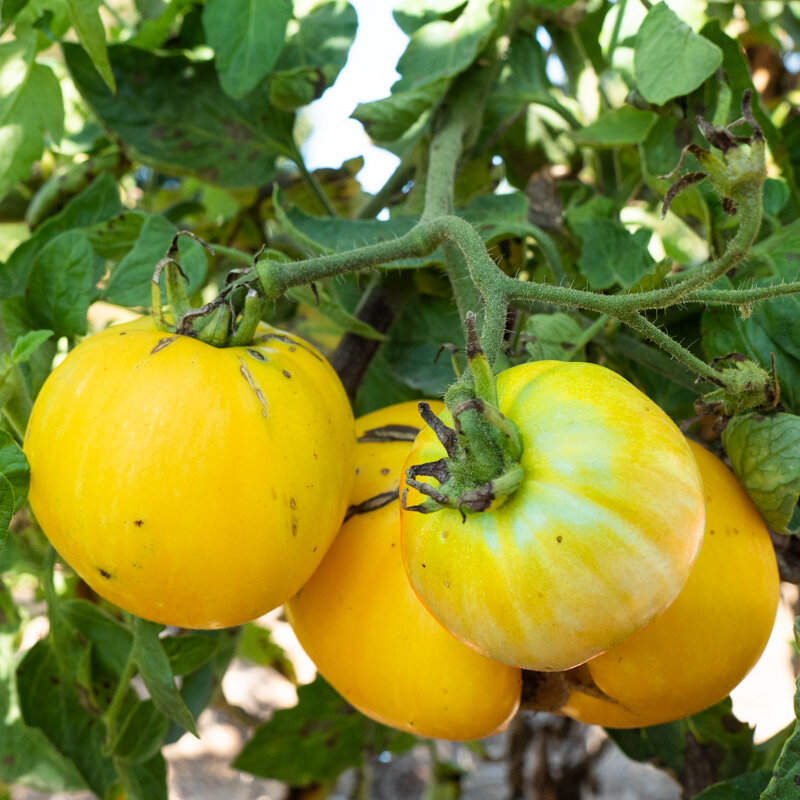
[620,312,723,384]
[685,281,800,304]
[628,184,763,310]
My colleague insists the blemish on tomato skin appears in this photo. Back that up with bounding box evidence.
[290,497,297,509]
[134,519,144,527]
[556,535,563,543]
[150,337,177,354]
[98,568,111,579]
[283,370,291,378]
[380,467,390,476]
[238,357,269,417]
[246,348,266,362]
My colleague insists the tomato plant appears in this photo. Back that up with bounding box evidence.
[24,315,355,628]
[557,440,780,729]
[2,1,800,798]
[287,400,521,741]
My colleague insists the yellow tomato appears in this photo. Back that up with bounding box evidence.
[559,440,780,728]
[286,401,522,741]
[25,317,355,628]
[400,361,705,671]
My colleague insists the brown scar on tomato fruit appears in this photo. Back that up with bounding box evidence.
[357,424,420,443]
[256,332,323,362]
[246,348,266,362]
[98,568,111,579]
[344,490,398,521]
[237,358,269,417]
[150,337,177,355]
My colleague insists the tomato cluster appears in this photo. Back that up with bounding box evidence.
[25,325,779,738]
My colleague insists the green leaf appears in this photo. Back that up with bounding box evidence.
[380,294,464,397]
[64,43,295,188]
[392,0,467,35]
[270,65,328,111]
[634,3,722,105]
[17,638,118,796]
[1,297,58,400]
[164,629,239,745]
[236,622,296,682]
[759,619,800,798]
[113,700,170,764]
[394,0,498,92]
[574,107,658,146]
[115,753,168,800]
[607,722,686,776]
[203,0,292,100]
[65,0,116,92]
[2,0,32,24]
[59,599,133,676]
[160,634,219,676]
[0,429,29,513]
[523,313,585,362]
[0,34,64,203]
[87,211,147,261]
[233,677,415,785]
[1,172,122,298]
[103,214,208,308]
[0,475,12,553]
[0,635,86,794]
[354,79,448,144]
[132,617,198,737]
[722,412,800,535]
[571,219,656,290]
[128,0,196,49]
[11,329,53,365]
[355,0,498,143]
[695,770,771,799]
[275,0,357,76]
[26,229,97,337]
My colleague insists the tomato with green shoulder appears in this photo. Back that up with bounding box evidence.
[400,360,706,672]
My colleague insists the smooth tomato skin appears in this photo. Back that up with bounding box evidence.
[560,440,780,728]
[400,361,705,672]
[24,317,355,629]
[286,401,522,741]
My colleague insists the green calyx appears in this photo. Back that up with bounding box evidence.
[695,356,779,420]
[661,89,766,219]
[150,232,266,348]
[403,312,524,518]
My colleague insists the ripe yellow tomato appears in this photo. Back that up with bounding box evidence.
[286,401,522,741]
[559,440,780,728]
[401,361,705,671]
[25,317,355,628]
